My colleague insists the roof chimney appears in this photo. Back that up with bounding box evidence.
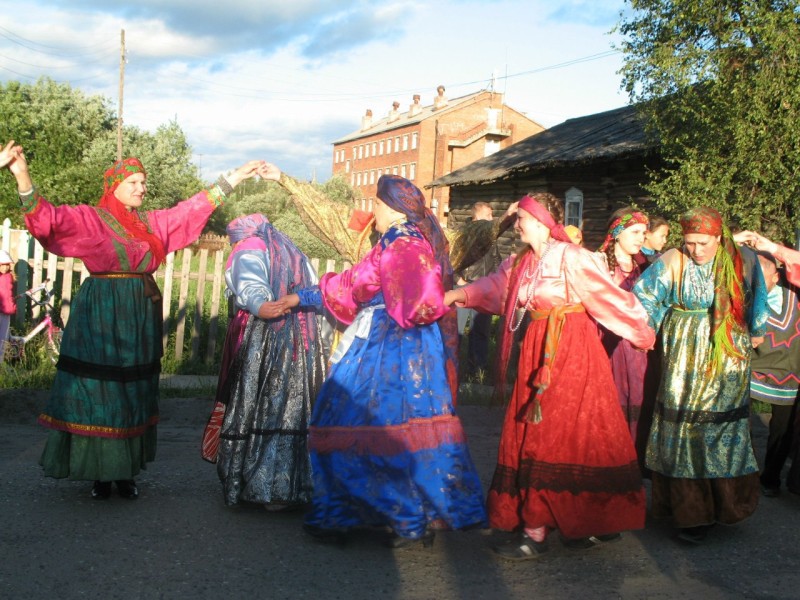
[361,108,373,131]
[388,101,401,123]
[433,85,448,110]
[409,94,421,117]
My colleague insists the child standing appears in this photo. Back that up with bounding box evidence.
[0,250,16,363]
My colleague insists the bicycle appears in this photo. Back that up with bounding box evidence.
[4,279,63,364]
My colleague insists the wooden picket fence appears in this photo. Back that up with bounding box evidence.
[1,219,347,365]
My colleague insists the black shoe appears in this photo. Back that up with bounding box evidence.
[91,480,112,500]
[388,530,435,550]
[761,485,780,498]
[493,533,548,561]
[303,523,348,545]
[563,532,622,549]
[677,525,710,545]
[115,479,139,500]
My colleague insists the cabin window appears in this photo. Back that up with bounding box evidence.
[565,187,583,228]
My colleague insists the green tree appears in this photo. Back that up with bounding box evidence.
[1,78,203,227]
[617,0,800,243]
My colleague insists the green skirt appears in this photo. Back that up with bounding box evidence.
[39,275,162,481]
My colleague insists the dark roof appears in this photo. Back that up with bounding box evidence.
[428,104,656,187]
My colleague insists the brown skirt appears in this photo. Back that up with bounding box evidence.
[650,472,760,528]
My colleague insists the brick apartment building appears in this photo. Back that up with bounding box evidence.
[331,86,544,225]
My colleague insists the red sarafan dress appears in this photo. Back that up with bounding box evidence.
[461,241,655,538]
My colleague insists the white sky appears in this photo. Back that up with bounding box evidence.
[0,0,633,182]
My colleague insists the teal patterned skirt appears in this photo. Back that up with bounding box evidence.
[39,275,162,481]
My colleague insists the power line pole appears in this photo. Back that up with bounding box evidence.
[116,29,126,161]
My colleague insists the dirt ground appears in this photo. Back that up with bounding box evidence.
[1,387,799,600]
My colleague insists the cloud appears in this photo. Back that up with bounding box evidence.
[67,0,405,60]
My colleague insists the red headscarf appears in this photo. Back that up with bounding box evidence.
[680,206,746,367]
[98,158,166,266]
[518,195,572,243]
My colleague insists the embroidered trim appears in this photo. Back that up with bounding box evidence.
[19,187,41,214]
[38,413,159,439]
[309,415,466,456]
[207,184,226,207]
[490,459,643,497]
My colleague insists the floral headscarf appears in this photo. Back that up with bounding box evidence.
[98,158,166,266]
[680,206,746,367]
[599,211,649,252]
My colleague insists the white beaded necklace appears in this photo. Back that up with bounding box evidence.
[685,258,715,304]
[509,243,553,331]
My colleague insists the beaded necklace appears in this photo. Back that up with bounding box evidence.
[684,258,715,305]
[509,243,553,331]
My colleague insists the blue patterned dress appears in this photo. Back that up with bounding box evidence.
[299,223,487,540]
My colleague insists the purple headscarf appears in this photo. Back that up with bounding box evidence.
[226,214,270,244]
[376,175,451,282]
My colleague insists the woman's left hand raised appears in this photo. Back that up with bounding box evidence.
[226,160,268,188]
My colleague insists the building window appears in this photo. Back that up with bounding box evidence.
[400,164,406,178]
[564,187,584,228]
[402,135,409,151]
[394,137,400,152]
[370,170,375,184]
[345,159,350,173]
[377,168,382,179]
[409,163,416,180]
[352,147,357,160]
[356,172,362,186]
[368,198,374,211]
[392,166,398,175]
[358,145,363,159]
[372,142,377,156]
[411,132,418,150]
[364,144,369,158]
[379,140,384,155]
[351,173,355,186]
[485,139,501,156]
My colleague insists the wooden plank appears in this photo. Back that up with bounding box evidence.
[325,259,336,274]
[13,229,30,325]
[161,252,176,349]
[60,257,75,324]
[30,243,45,319]
[174,249,193,361]
[205,248,225,365]
[191,248,209,360]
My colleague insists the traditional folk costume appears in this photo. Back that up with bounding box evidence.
[754,245,800,496]
[299,176,487,543]
[597,212,652,459]
[751,267,800,495]
[460,196,655,543]
[633,208,768,538]
[23,159,229,484]
[202,215,329,507]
